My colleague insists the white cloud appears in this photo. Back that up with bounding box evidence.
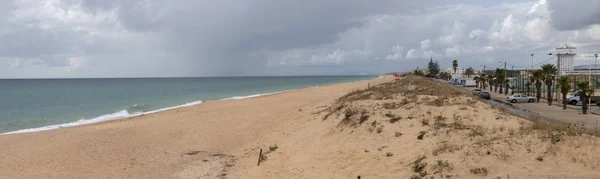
[420,39,431,51]
[386,45,405,60]
[2,0,600,78]
[405,49,421,59]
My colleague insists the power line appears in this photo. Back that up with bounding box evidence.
[509,55,557,68]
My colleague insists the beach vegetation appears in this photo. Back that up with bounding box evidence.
[269,145,278,151]
[469,167,488,176]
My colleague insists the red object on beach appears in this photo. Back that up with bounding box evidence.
[393,73,400,80]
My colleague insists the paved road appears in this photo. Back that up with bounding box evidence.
[461,87,600,131]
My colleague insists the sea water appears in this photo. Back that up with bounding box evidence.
[0,76,376,134]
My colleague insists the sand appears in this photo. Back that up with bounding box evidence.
[1,75,600,179]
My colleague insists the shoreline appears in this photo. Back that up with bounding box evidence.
[2,76,381,135]
[0,74,390,179]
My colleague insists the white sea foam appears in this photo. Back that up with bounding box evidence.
[2,100,203,135]
[220,90,292,100]
[2,77,373,135]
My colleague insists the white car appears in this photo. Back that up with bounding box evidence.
[507,94,536,103]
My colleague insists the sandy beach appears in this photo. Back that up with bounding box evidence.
[2,75,600,179]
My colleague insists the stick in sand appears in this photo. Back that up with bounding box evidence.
[257,148,263,166]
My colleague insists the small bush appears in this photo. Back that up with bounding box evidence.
[551,134,561,144]
[269,144,279,151]
[433,160,453,174]
[377,127,383,133]
[390,116,402,123]
[417,131,427,140]
[385,112,395,118]
[468,127,485,137]
[395,132,403,137]
[386,152,393,157]
[421,119,430,126]
[411,161,428,176]
[344,108,359,119]
[433,115,447,128]
[470,167,488,176]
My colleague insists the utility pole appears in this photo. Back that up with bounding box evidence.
[531,54,534,74]
[483,65,486,74]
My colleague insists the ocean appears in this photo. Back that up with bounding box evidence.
[0,76,376,134]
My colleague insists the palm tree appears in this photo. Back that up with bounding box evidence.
[576,81,593,114]
[473,76,480,88]
[541,64,558,106]
[480,74,487,89]
[487,75,494,91]
[532,70,544,103]
[525,81,532,96]
[495,68,505,94]
[465,67,474,78]
[556,76,571,110]
[452,60,458,74]
[504,79,510,95]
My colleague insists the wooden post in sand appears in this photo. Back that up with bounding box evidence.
[257,148,263,166]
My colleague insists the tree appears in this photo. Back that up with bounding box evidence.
[525,81,532,96]
[480,74,487,89]
[556,76,571,110]
[504,79,510,95]
[439,71,451,80]
[414,68,424,76]
[427,57,440,77]
[474,76,480,88]
[487,75,494,91]
[464,67,474,78]
[541,64,558,106]
[576,81,593,114]
[494,68,505,94]
[452,60,458,74]
[532,70,544,103]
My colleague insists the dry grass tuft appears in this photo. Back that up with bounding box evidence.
[468,126,485,137]
[432,115,448,129]
[432,143,459,156]
[433,160,453,174]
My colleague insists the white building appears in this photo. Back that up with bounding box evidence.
[443,67,464,75]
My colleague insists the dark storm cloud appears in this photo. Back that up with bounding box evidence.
[3,0,600,78]
[547,0,600,30]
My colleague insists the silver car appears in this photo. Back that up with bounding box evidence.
[507,94,535,103]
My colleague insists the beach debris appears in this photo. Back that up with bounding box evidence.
[257,148,263,166]
[364,150,369,153]
[182,150,204,156]
[386,152,393,157]
[418,131,427,140]
[536,156,544,161]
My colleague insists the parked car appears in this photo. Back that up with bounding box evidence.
[479,91,491,100]
[507,94,535,103]
[472,89,482,95]
[567,95,600,105]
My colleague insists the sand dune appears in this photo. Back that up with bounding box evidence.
[1,75,599,178]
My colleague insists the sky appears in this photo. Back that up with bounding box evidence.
[0,0,599,78]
